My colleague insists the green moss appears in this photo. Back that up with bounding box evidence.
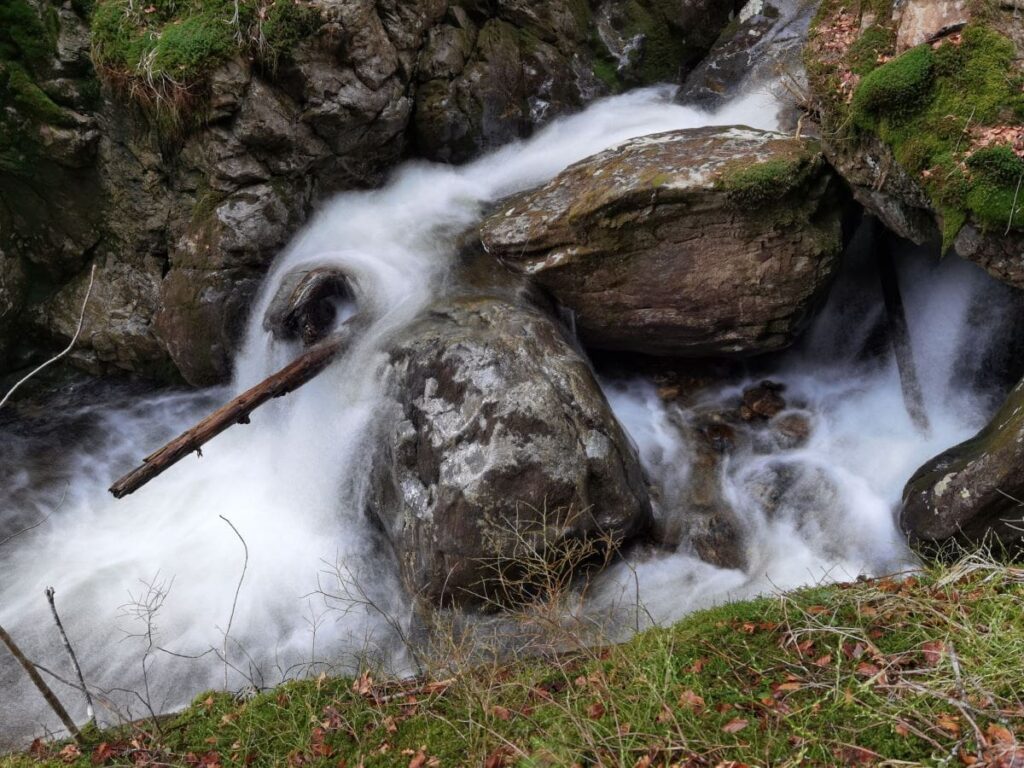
[620,0,687,84]
[150,13,237,80]
[2,63,71,126]
[90,0,321,120]
[0,0,56,66]
[847,24,895,75]
[851,44,934,126]
[825,19,1024,240]
[260,0,320,68]
[590,53,620,92]
[718,155,816,207]
[8,558,1024,768]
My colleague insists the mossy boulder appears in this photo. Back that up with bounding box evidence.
[902,378,1024,552]
[480,126,844,358]
[804,2,1024,283]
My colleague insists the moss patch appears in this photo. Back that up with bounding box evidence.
[807,3,1024,249]
[90,0,320,117]
[619,0,688,84]
[5,556,1024,767]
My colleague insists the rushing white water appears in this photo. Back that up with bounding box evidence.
[2,82,1020,746]
[591,238,1023,628]
[0,87,790,745]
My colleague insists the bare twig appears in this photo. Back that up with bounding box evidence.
[45,587,96,726]
[218,515,249,689]
[0,623,83,743]
[0,265,96,411]
[1006,173,1022,235]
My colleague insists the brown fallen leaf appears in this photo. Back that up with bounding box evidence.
[586,701,606,719]
[987,723,1014,744]
[722,718,749,734]
[678,689,706,711]
[492,705,512,721]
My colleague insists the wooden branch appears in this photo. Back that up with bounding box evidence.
[46,587,96,726]
[0,623,83,744]
[109,332,348,499]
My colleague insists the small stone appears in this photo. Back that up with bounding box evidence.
[772,411,812,449]
[657,384,682,401]
[741,383,787,420]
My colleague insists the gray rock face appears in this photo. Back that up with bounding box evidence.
[2,0,731,385]
[480,126,844,358]
[678,0,815,128]
[901,379,1024,552]
[369,296,653,607]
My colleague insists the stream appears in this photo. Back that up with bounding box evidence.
[2,86,1021,747]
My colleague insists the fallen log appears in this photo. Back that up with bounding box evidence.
[109,332,348,499]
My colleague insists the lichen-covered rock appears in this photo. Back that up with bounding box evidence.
[480,126,843,357]
[895,0,970,52]
[901,379,1024,552]
[369,296,653,608]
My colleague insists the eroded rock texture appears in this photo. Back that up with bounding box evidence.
[480,126,844,358]
[369,295,653,607]
[1,0,737,384]
[902,379,1024,552]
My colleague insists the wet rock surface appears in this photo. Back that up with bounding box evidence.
[2,0,727,384]
[678,0,815,125]
[368,295,653,608]
[480,126,844,358]
[649,377,818,569]
[902,378,1024,552]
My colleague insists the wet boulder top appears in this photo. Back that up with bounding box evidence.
[480,126,844,358]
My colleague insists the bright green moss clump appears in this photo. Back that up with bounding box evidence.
[91,0,320,101]
[846,24,1024,246]
[718,155,816,206]
[851,44,933,125]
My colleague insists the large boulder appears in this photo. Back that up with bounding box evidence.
[901,380,1024,552]
[479,126,844,358]
[368,295,653,608]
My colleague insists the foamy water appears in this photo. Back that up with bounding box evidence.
[1,84,1018,746]
[1,87,790,744]
[591,241,1019,627]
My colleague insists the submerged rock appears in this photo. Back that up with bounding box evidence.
[901,379,1024,552]
[480,126,844,358]
[369,296,653,608]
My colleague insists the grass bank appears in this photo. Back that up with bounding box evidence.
[3,554,1023,767]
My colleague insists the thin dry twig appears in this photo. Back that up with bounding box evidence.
[0,264,96,411]
[218,515,249,689]
[45,587,97,726]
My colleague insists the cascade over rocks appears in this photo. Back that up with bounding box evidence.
[901,379,1024,552]
[1,0,737,384]
[367,294,653,608]
[479,126,844,358]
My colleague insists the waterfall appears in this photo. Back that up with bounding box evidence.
[0,84,1018,746]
